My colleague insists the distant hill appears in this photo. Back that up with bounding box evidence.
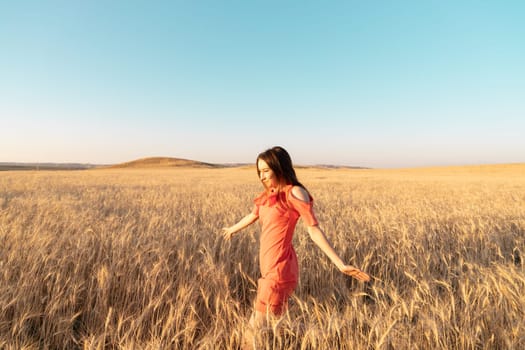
[0,157,372,171]
[2,158,522,172]
[108,157,221,169]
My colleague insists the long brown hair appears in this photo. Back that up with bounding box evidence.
[256,146,305,189]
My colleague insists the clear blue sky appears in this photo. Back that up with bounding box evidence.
[1,1,524,168]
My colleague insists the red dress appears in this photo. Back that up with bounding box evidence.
[251,185,318,314]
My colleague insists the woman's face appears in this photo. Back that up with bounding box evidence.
[257,159,279,190]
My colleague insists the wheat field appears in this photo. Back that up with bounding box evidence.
[1,164,524,349]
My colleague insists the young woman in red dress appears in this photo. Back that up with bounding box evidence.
[222,146,370,331]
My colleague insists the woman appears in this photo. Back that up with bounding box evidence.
[222,146,370,329]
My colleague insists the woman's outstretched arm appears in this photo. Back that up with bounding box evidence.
[291,185,370,282]
[222,213,258,240]
[307,224,371,282]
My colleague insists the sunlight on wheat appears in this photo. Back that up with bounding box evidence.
[1,165,524,348]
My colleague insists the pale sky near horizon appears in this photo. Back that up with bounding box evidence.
[1,1,524,168]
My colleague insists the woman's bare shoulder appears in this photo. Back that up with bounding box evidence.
[290,185,310,203]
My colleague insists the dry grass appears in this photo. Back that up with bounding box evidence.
[1,164,524,349]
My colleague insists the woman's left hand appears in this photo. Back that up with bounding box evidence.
[221,227,235,240]
[339,265,371,282]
